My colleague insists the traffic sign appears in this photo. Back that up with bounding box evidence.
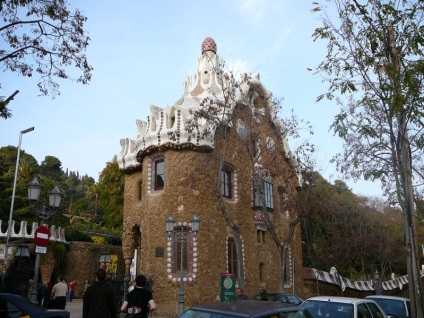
[35,246,47,254]
[34,225,50,247]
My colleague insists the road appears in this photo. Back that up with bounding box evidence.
[65,299,82,318]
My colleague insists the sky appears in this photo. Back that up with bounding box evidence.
[0,0,384,198]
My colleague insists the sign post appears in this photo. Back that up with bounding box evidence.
[220,273,235,301]
[29,225,50,304]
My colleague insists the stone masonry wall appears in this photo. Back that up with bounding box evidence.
[39,242,124,299]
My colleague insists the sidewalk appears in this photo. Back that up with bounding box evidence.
[65,299,82,318]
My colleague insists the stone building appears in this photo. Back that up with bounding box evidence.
[117,37,304,317]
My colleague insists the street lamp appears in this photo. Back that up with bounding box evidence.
[99,251,112,272]
[27,176,63,304]
[374,270,383,295]
[27,176,63,221]
[165,214,200,316]
[1,127,34,291]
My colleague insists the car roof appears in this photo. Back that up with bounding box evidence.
[365,295,410,301]
[187,300,300,317]
[305,296,373,304]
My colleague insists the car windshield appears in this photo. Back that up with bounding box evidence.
[369,298,407,316]
[302,300,353,318]
[180,308,311,318]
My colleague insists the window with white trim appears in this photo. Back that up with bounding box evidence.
[154,158,165,190]
[221,164,234,199]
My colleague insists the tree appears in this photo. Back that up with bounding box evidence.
[179,46,313,291]
[312,0,424,315]
[0,0,92,118]
[97,157,124,228]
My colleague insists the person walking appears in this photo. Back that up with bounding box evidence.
[51,276,68,309]
[67,280,77,302]
[121,274,156,318]
[83,268,116,318]
[43,282,53,309]
[83,279,90,297]
[235,288,248,300]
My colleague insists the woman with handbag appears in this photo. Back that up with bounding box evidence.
[121,274,156,318]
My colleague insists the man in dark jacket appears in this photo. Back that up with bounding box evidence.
[83,268,116,318]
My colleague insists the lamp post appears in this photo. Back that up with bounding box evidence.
[374,270,383,295]
[99,251,112,272]
[165,214,200,316]
[27,175,63,304]
[1,127,34,291]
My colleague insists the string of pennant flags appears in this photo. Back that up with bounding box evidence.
[303,267,423,291]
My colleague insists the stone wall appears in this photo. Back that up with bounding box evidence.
[39,242,124,299]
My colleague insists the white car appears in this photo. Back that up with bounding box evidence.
[301,296,387,318]
[365,295,411,318]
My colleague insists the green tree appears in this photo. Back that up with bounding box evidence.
[0,0,93,118]
[39,156,64,180]
[97,157,124,228]
[312,0,424,314]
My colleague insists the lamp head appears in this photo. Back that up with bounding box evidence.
[165,214,175,239]
[27,175,43,202]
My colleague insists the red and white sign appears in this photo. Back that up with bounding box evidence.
[34,225,50,247]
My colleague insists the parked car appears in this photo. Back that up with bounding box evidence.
[250,292,277,301]
[250,291,304,305]
[0,293,70,318]
[301,296,387,318]
[365,295,411,318]
[271,294,305,305]
[179,300,312,318]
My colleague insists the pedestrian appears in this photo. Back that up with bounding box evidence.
[235,288,248,300]
[37,282,46,306]
[43,282,53,309]
[67,280,77,302]
[83,279,90,297]
[128,280,136,292]
[121,274,156,318]
[83,268,116,318]
[51,276,68,309]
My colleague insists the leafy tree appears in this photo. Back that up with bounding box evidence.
[179,50,314,291]
[0,0,93,118]
[97,157,124,228]
[312,0,424,314]
[301,173,406,280]
[39,156,64,180]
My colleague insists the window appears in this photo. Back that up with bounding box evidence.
[283,248,293,288]
[138,180,142,201]
[257,229,266,243]
[167,226,198,282]
[259,262,265,282]
[227,237,237,276]
[155,159,165,190]
[251,135,259,158]
[253,178,274,210]
[264,180,274,209]
[221,168,232,199]
[176,240,188,272]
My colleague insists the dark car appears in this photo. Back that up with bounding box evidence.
[251,292,304,305]
[271,294,304,305]
[0,293,70,318]
[179,300,312,318]
[250,292,277,301]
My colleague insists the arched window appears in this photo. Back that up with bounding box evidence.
[221,163,237,201]
[227,237,237,276]
[148,154,165,193]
